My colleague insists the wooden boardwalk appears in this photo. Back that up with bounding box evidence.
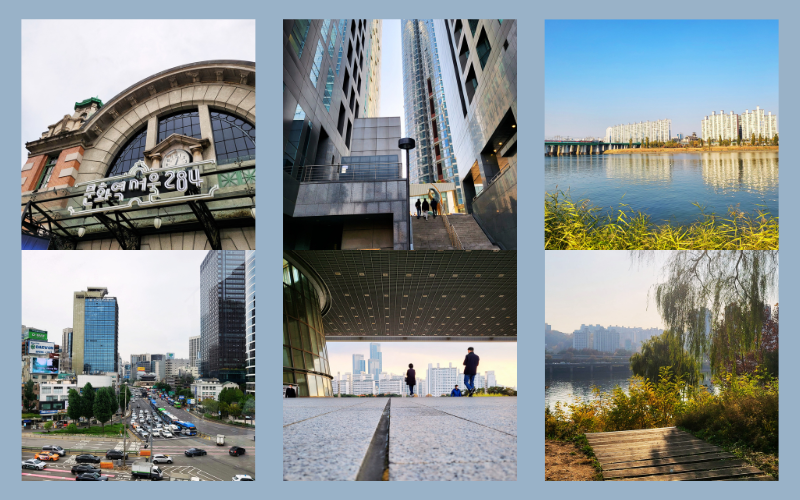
[585,427,775,481]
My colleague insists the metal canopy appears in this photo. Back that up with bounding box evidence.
[289,250,517,341]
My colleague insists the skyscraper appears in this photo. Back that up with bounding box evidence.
[200,251,247,387]
[353,353,366,374]
[245,250,256,396]
[72,287,118,375]
[368,342,382,380]
[486,370,496,389]
[189,335,200,369]
[61,328,73,373]
[402,19,464,213]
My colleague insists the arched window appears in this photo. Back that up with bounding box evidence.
[158,109,202,142]
[107,127,148,177]
[210,110,256,163]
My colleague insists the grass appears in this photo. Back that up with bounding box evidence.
[545,190,778,250]
[39,423,128,437]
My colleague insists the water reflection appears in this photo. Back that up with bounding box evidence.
[699,152,779,195]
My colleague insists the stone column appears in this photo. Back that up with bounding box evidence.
[150,153,162,170]
[197,104,217,161]
[190,145,204,163]
[145,117,159,168]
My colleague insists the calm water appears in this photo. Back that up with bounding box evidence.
[545,152,778,225]
[545,371,715,413]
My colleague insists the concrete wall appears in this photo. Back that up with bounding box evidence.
[351,117,402,159]
[292,180,410,249]
[472,161,516,250]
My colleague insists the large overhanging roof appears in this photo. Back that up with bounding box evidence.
[288,250,517,341]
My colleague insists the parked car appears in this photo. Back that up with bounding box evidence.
[71,464,101,475]
[22,459,46,470]
[184,448,207,457]
[105,450,128,460]
[229,446,246,457]
[34,452,59,461]
[42,445,66,456]
[75,454,102,464]
[232,475,253,481]
[76,472,108,481]
[152,454,173,464]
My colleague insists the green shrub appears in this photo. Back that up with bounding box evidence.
[66,423,78,433]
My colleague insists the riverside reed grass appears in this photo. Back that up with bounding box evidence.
[545,190,778,250]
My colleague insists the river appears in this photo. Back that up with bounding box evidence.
[544,151,778,225]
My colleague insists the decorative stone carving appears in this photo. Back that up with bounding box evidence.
[186,71,200,83]
[127,95,138,106]
[215,70,224,82]
[110,108,119,119]
[147,84,157,96]
[239,71,251,85]
[169,75,179,88]
[92,125,103,135]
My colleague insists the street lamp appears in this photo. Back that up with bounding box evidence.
[398,138,416,250]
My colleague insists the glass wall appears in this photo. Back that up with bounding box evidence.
[83,298,119,374]
[283,259,333,397]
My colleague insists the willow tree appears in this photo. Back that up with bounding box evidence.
[631,251,778,378]
[630,330,702,386]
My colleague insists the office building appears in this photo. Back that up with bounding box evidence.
[60,328,73,373]
[401,19,464,213]
[245,250,256,396]
[152,360,165,381]
[609,119,672,143]
[368,342,382,380]
[189,335,200,369]
[435,19,517,249]
[72,287,118,375]
[123,362,131,380]
[191,379,240,401]
[165,358,190,386]
[21,61,255,250]
[353,354,366,374]
[200,251,247,387]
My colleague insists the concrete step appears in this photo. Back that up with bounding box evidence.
[411,216,454,250]
[445,214,501,250]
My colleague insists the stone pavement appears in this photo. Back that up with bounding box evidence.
[283,397,516,481]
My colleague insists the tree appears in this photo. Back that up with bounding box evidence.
[772,134,778,146]
[699,138,704,147]
[81,383,95,425]
[751,133,756,146]
[242,397,255,416]
[22,380,37,412]
[630,330,702,385]
[631,251,778,377]
[758,134,763,145]
[93,387,115,432]
[219,387,244,406]
[628,138,632,149]
[202,398,219,415]
[228,403,242,418]
[67,389,82,423]
[44,421,53,431]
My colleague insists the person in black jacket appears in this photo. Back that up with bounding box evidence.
[462,347,480,397]
[285,386,297,398]
[415,199,422,219]
[421,199,430,220]
[431,197,438,219]
[406,363,416,396]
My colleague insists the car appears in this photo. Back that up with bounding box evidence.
[75,454,102,464]
[184,448,207,457]
[76,472,108,481]
[232,475,253,481]
[229,446,246,457]
[152,454,173,464]
[105,450,128,460]
[42,445,66,456]
[71,464,101,475]
[141,432,150,439]
[243,415,253,420]
[162,430,173,438]
[34,452,59,461]
[22,459,46,471]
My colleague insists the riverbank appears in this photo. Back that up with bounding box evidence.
[545,439,600,481]
[604,146,778,154]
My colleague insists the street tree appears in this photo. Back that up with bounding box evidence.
[243,397,255,416]
[22,380,37,412]
[67,389,82,423]
[81,383,95,425]
[202,398,220,415]
[93,387,114,433]
[219,387,244,406]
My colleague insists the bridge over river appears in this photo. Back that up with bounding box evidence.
[545,140,641,156]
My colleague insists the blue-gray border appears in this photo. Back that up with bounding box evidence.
[2,0,795,495]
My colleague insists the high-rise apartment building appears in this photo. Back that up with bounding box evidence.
[72,287,118,375]
[352,354,365,374]
[426,362,461,397]
[200,251,247,387]
[368,342,382,380]
[245,250,256,396]
[573,328,591,350]
[61,328,73,373]
[486,370,496,389]
[402,19,464,213]
[435,19,517,249]
[189,335,200,369]
[609,119,671,143]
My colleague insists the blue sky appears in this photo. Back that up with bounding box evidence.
[381,20,405,139]
[545,20,779,138]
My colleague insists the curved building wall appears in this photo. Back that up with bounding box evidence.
[283,258,333,397]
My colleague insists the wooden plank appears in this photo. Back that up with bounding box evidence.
[586,430,690,446]
[602,452,736,471]
[585,426,676,438]
[596,445,723,464]
[603,459,749,479]
[717,476,776,481]
[618,466,763,481]
[590,436,704,452]
[595,442,721,459]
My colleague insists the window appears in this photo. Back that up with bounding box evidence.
[322,68,335,112]
[468,20,479,37]
[454,20,463,43]
[210,110,256,163]
[108,127,148,176]
[158,110,201,142]
[310,40,325,87]
[336,20,348,75]
[320,19,331,42]
[289,20,311,58]
[337,102,346,136]
[345,119,352,149]
[349,88,355,112]
[284,105,306,169]
[35,156,57,190]
[465,65,478,103]
[476,29,492,69]
[459,42,470,72]
[328,23,338,57]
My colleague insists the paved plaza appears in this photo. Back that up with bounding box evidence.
[283,397,516,481]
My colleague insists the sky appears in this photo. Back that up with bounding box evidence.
[21,19,256,167]
[327,341,517,388]
[544,20,779,139]
[380,19,406,177]
[545,251,665,334]
[22,251,210,362]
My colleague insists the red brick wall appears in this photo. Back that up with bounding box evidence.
[21,155,48,193]
[48,146,85,189]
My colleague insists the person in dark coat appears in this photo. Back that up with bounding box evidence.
[462,347,480,397]
[415,199,422,219]
[285,386,297,398]
[431,197,439,219]
[421,199,430,220]
[406,363,417,396]
[450,385,462,397]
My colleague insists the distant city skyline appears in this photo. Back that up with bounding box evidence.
[545,20,778,138]
[327,341,517,388]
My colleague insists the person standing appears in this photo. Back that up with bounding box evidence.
[450,385,462,397]
[406,364,417,396]
[431,197,439,219]
[415,199,422,219]
[285,385,297,398]
[421,199,430,221]
[462,347,480,397]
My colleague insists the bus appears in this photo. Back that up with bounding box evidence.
[174,401,182,409]
[176,421,197,436]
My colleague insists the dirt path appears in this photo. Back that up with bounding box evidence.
[545,439,597,481]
